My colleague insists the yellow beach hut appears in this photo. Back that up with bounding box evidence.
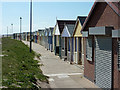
[73,16,86,65]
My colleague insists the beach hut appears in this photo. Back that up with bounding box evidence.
[54,20,76,58]
[52,25,56,53]
[73,16,86,65]
[14,33,16,39]
[37,31,40,44]
[31,32,34,42]
[39,33,42,45]
[20,33,22,40]
[31,32,33,42]
[13,33,15,39]
[21,33,24,40]
[19,33,20,40]
[38,30,41,45]
[40,31,42,45]
[24,32,27,41]
[34,31,37,43]
[40,30,45,46]
[16,33,20,40]
[13,33,17,39]
[48,27,54,52]
[27,32,30,41]
[82,1,120,89]
[61,23,76,63]
[38,29,44,45]
[22,32,26,41]
[15,33,18,40]
[44,28,49,50]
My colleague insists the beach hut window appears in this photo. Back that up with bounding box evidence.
[86,38,92,61]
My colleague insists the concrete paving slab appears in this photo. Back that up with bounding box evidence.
[23,41,98,88]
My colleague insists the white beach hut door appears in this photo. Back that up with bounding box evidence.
[86,37,92,61]
[95,36,112,89]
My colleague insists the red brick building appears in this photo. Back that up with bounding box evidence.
[82,1,120,89]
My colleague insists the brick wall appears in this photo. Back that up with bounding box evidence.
[84,38,95,82]
[83,2,120,88]
[113,39,119,88]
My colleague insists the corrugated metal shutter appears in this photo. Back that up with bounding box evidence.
[86,37,92,61]
[95,36,112,88]
[118,39,120,70]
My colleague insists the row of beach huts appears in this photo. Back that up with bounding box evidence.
[9,1,120,89]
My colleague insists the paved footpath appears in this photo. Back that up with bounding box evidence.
[23,41,98,88]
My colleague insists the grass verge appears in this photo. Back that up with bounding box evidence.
[2,38,48,88]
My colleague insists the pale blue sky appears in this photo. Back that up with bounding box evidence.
[2,2,94,34]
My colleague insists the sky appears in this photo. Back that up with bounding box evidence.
[1,2,94,35]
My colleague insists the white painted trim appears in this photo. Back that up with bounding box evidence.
[44,73,82,77]
[66,26,71,37]
[55,23,60,35]
[58,75,69,78]
[67,51,71,53]
[61,25,71,37]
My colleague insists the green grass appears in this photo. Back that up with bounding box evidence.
[35,53,41,60]
[2,38,48,88]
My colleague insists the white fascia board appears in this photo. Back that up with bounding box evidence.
[66,26,71,37]
[61,25,71,37]
[55,23,60,35]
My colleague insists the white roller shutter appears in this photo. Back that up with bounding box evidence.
[95,36,112,88]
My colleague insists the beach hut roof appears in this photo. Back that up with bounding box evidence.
[55,20,76,35]
[48,27,54,36]
[62,23,75,37]
[81,0,120,31]
[66,24,75,36]
[45,28,49,36]
[77,16,87,26]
